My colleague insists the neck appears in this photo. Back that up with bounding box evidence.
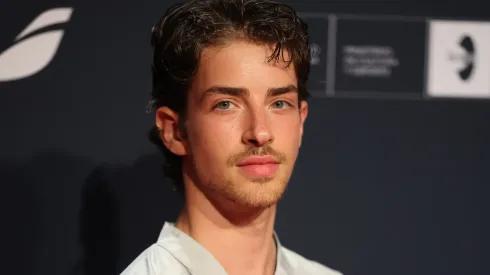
[175,179,278,275]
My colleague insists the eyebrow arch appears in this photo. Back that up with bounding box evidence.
[267,84,298,96]
[200,84,298,102]
[200,86,248,102]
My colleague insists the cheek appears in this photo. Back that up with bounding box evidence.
[188,116,240,160]
[272,113,301,138]
[271,114,302,155]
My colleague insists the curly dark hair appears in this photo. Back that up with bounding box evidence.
[147,0,311,193]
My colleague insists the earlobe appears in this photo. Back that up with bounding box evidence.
[156,107,187,156]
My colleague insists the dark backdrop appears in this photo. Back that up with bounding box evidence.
[1,1,489,275]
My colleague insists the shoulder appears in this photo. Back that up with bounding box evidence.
[281,246,344,275]
[119,244,188,275]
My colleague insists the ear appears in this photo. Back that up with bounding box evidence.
[155,106,188,156]
[298,100,308,147]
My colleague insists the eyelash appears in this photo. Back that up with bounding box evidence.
[213,101,235,110]
[271,100,294,109]
[212,100,294,110]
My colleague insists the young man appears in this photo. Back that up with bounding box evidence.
[121,0,342,274]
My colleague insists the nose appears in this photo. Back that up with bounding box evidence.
[241,108,274,147]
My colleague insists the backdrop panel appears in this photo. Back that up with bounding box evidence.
[1,1,489,275]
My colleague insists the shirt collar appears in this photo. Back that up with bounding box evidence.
[272,230,294,275]
[157,222,293,275]
[157,222,228,275]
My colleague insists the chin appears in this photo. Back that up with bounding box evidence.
[222,176,289,209]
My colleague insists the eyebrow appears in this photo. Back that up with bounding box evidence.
[200,84,298,101]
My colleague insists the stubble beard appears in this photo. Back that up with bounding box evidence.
[208,174,290,209]
[191,145,292,218]
[222,145,290,208]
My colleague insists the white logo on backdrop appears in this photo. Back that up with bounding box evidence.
[0,7,73,82]
[427,20,490,98]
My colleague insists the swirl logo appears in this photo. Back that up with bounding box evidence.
[0,7,73,82]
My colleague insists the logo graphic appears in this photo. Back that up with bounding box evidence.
[297,13,329,96]
[448,35,475,81]
[310,43,322,65]
[427,20,490,99]
[0,7,73,82]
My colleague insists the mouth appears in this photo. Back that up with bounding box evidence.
[236,156,280,179]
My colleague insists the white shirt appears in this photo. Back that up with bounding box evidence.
[120,222,343,275]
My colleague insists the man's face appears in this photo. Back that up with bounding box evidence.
[183,41,308,208]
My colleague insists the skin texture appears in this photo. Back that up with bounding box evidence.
[156,40,308,275]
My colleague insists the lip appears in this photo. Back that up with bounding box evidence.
[236,156,280,179]
[237,156,280,166]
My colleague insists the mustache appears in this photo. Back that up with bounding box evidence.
[226,145,287,167]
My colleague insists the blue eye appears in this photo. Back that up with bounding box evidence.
[272,100,291,109]
[214,101,233,110]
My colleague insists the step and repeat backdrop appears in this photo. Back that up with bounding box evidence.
[302,13,490,100]
[1,1,489,275]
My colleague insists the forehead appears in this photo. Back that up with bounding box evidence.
[190,41,297,94]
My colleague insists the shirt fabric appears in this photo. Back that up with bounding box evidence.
[120,222,343,275]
